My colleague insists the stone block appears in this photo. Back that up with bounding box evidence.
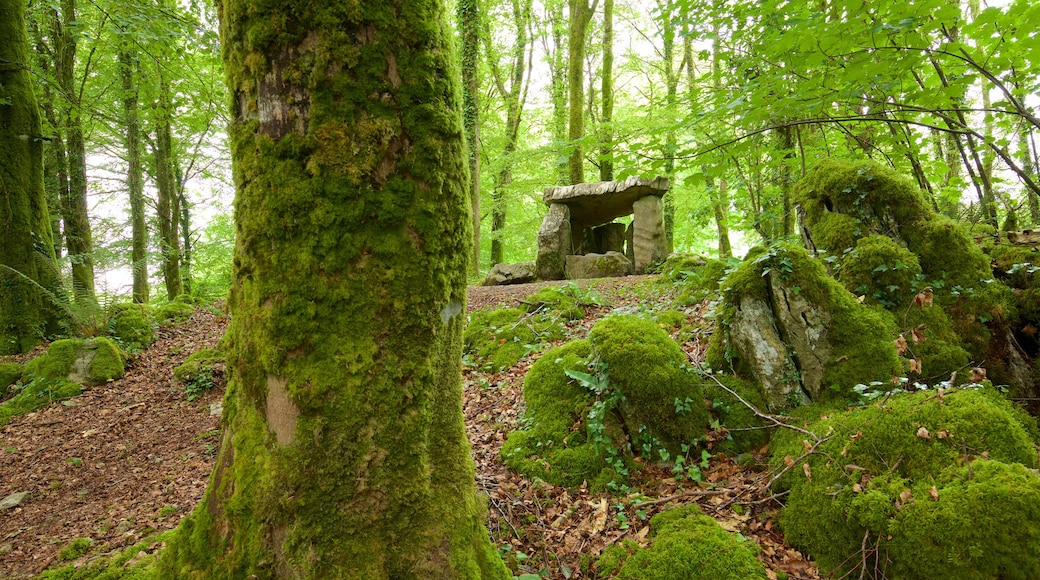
[564,252,633,280]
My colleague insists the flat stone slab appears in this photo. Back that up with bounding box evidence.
[0,491,29,510]
[543,176,669,228]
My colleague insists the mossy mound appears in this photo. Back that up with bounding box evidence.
[37,532,170,579]
[673,258,729,306]
[23,337,125,387]
[706,375,773,455]
[155,300,195,324]
[660,253,707,281]
[463,308,566,371]
[0,362,23,391]
[898,304,971,380]
[173,348,226,384]
[521,285,594,321]
[106,303,155,352]
[707,243,902,409]
[503,316,708,489]
[596,505,768,580]
[771,387,1039,578]
[0,368,81,428]
[835,235,922,309]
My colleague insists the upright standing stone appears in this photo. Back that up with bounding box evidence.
[632,196,667,273]
[536,203,571,280]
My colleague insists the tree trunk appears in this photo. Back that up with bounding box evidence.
[154,70,182,300]
[598,0,613,182]
[458,0,481,275]
[51,0,96,307]
[693,6,731,259]
[661,0,678,252]
[158,1,509,577]
[0,0,66,353]
[545,0,569,184]
[29,17,66,260]
[119,44,149,304]
[566,0,595,185]
[178,188,193,296]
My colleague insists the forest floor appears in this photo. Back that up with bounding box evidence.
[0,275,819,579]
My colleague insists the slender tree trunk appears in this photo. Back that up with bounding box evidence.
[29,18,66,260]
[566,0,596,185]
[154,70,182,300]
[1023,130,1040,225]
[778,125,796,238]
[598,0,613,182]
[545,0,569,184]
[458,0,481,275]
[661,0,678,252]
[51,0,96,307]
[693,7,731,259]
[158,1,509,576]
[0,0,66,353]
[119,44,149,303]
[178,189,192,296]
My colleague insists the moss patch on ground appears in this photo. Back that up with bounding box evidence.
[106,303,155,353]
[154,300,195,325]
[770,386,1040,578]
[503,316,708,489]
[596,504,768,580]
[463,308,566,371]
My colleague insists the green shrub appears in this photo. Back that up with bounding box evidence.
[771,387,1039,578]
[106,303,155,352]
[463,308,566,371]
[596,505,768,580]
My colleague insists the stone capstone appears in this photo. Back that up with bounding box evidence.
[565,252,633,280]
[482,262,537,286]
[543,175,669,229]
[536,203,571,280]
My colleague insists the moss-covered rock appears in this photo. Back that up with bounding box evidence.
[503,316,708,489]
[660,253,707,281]
[155,300,195,324]
[23,337,125,387]
[707,243,902,409]
[706,375,773,455]
[463,308,566,371]
[835,235,922,309]
[106,303,155,352]
[0,362,23,390]
[173,348,226,384]
[521,285,591,321]
[596,504,768,580]
[771,386,1039,578]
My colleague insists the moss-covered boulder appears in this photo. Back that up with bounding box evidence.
[463,308,566,371]
[596,505,768,580]
[23,337,125,387]
[707,243,901,409]
[155,300,195,324]
[794,158,1031,396]
[503,316,708,489]
[835,235,922,309]
[705,375,772,455]
[671,258,729,306]
[771,387,1040,578]
[105,303,155,352]
[660,253,707,281]
[0,362,23,391]
[521,284,595,321]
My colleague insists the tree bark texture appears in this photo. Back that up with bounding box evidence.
[458,0,481,276]
[119,44,149,303]
[566,0,595,185]
[158,1,508,577]
[154,70,183,300]
[598,0,613,182]
[0,0,65,353]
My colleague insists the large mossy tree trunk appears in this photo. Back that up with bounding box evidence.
[566,0,595,185]
[0,0,65,354]
[158,1,509,577]
[458,0,481,276]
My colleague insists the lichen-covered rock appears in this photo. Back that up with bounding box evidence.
[463,308,566,371]
[105,302,155,352]
[596,504,768,580]
[503,316,707,489]
[564,251,632,279]
[771,387,1040,578]
[535,203,571,280]
[23,337,125,387]
[707,244,901,409]
[481,262,537,286]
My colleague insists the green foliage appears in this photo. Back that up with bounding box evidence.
[705,375,773,455]
[105,303,155,353]
[0,362,23,391]
[771,387,1040,578]
[464,308,567,371]
[0,375,81,427]
[173,348,225,401]
[503,316,708,489]
[37,532,171,579]
[521,283,598,321]
[596,504,768,579]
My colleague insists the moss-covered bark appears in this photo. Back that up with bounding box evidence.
[0,0,65,354]
[158,1,507,577]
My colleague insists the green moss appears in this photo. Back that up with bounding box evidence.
[106,303,155,352]
[589,316,708,452]
[806,212,860,254]
[155,301,195,324]
[898,305,971,380]
[0,362,23,389]
[522,285,588,320]
[22,337,124,386]
[706,375,773,455]
[173,349,225,383]
[38,532,171,579]
[463,308,565,371]
[599,504,768,580]
[660,253,707,281]
[58,537,94,561]
[836,235,922,309]
[771,387,1039,577]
